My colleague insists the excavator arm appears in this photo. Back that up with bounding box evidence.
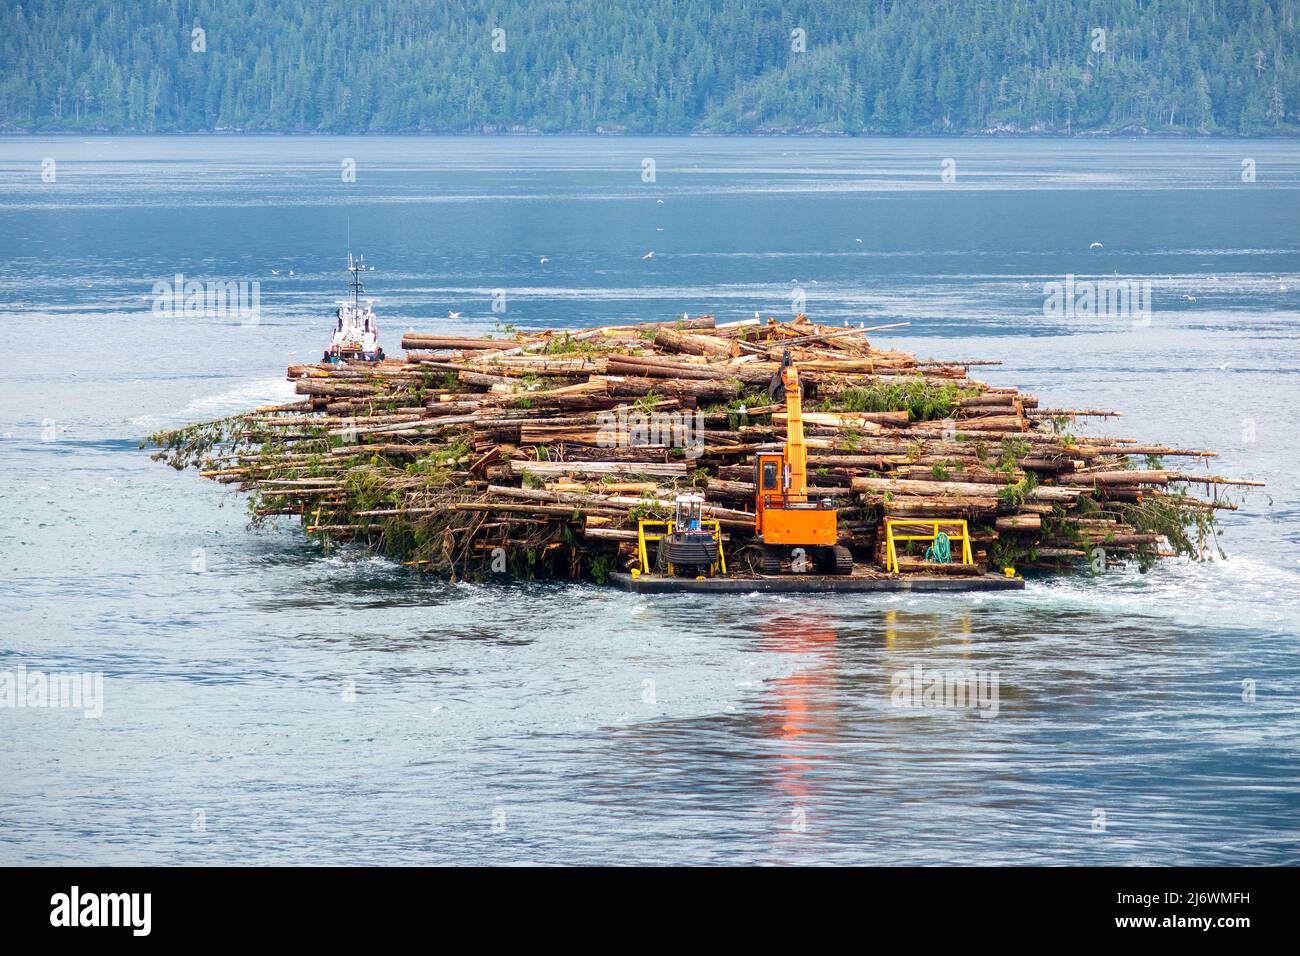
[768,350,808,501]
[780,358,808,501]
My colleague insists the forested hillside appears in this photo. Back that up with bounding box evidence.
[2,0,1296,134]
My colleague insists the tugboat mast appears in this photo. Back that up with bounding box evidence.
[347,252,365,309]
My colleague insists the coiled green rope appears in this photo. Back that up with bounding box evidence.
[924,531,952,564]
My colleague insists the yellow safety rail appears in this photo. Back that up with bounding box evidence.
[637,519,670,575]
[884,517,974,574]
[636,519,727,577]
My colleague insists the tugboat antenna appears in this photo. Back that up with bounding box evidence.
[348,253,364,308]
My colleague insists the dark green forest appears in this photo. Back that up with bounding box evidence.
[2,0,1296,134]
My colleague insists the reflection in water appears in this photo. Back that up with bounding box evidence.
[882,608,972,655]
[758,610,841,837]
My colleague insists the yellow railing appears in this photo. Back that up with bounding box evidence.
[636,519,670,575]
[884,517,973,573]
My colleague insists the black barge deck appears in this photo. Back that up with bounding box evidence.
[609,571,1025,595]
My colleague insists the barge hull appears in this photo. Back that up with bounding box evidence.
[609,571,1024,594]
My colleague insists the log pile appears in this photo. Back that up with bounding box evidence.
[149,313,1258,580]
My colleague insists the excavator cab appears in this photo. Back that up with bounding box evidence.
[753,452,836,539]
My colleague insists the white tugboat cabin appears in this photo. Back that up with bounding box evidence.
[324,253,384,363]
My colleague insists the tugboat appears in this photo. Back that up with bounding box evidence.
[323,254,384,363]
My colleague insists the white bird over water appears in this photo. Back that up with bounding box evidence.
[1090,242,1103,250]
[656,199,664,204]
[642,251,654,259]
[539,256,550,264]
[855,238,863,243]
[271,269,280,275]
[1183,294,1197,302]
[448,311,462,319]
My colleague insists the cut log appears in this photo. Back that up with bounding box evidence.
[995,514,1041,531]
[401,334,514,350]
[877,495,1001,517]
[606,375,740,401]
[774,411,906,428]
[852,475,1081,501]
[508,460,688,478]
[653,326,737,358]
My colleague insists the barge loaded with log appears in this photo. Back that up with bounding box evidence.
[149,311,1258,592]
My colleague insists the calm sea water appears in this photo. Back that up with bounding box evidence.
[1,136,1298,865]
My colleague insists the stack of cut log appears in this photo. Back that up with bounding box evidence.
[151,314,1258,579]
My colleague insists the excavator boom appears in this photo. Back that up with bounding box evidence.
[781,362,808,500]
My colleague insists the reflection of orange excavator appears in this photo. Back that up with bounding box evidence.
[753,351,853,575]
[759,611,841,846]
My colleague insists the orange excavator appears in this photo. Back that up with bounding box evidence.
[753,351,854,575]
